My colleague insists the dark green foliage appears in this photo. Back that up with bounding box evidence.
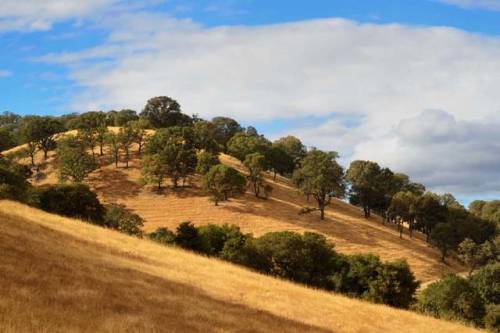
[56,136,96,182]
[112,109,139,126]
[415,193,447,242]
[293,149,345,220]
[144,127,197,187]
[431,223,458,261]
[0,127,16,151]
[39,184,105,224]
[267,145,295,180]
[254,231,344,289]
[272,136,306,167]
[0,156,31,201]
[244,152,271,198]
[485,305,500,333]
[470,263,500,306]
[198,224,245,256]
[104,204,144,236]
[347,160,393,218]
[140,96,192,128]
[21,115,65,164]
[148,227,176,245]
[196,151,220,175]
[365,259,420,308]
[211,117,243,149]
[175,222,201,251]
[227,132,271,162]
[418,274,486,326]
[202,164,246,205]
[193,120,220,153]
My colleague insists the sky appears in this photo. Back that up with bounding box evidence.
[2,0,500,205]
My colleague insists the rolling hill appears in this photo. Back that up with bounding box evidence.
[0,200,481,332]
[3,131,465,283]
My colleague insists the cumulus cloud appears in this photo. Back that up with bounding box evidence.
[0,0,143,31]
[437,0,500,11]
[36,15,500,196]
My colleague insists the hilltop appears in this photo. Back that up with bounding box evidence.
[0,200,480,333]
[4,132,464,283]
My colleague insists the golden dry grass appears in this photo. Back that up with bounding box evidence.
[0,200,482,333]
[3,130,465,283]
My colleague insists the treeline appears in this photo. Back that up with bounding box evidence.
[1,96,498,262]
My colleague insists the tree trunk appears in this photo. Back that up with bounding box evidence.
[273,171,277,181]
[320,208,325,220]
[363,206,370,218]
[100,144,104,156]
[30,153,35,167]
[43,149,48,160]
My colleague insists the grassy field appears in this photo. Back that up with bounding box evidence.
[0,200,481,333]
[3,131,465,282]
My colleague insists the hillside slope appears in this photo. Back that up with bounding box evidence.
[0,200,480,333]
[4,135,464,282]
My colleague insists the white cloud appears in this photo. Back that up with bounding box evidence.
[38,16,500,196]
[0,70,12,77]
[437,0,500,11]
[0,0,136,31]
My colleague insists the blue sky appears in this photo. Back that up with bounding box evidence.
[2,0,500,203]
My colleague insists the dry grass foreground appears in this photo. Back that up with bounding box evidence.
[3,129,464,282]
[0,200,482,333]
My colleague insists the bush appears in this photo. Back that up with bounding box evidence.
[471,263,500,306]
[253,231,344,289]
[365,259,419,308]
[104,204,144,236]
[485,304,500,333]
[0,157,31,201]
[220,234,272,273]
[39,184,105,224]
[175,222,201,251]
[198,224,244,256]
[148,227,176,245]
[418,274,485,326]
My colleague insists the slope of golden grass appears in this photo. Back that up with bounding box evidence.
[3,132,465,283]
[0,200,481,333]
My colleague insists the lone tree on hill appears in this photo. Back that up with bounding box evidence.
[140,96,192,128]
[21,116,64,164]
[244,152,271,198]
[56,136,96,183]
[202,164,246,205]
[293,149,345,220]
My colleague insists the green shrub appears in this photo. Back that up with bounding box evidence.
[175,222,201,251]
[471,263,500,306]
[220,234,272,273]
[485,304,500,333]
[198,224,244,256]
[418,274,485,326]
[365,259,420,308]
[104,204,144,236]
[39,184,105,224]
[0,157,31,201]
[148,227,176,245]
